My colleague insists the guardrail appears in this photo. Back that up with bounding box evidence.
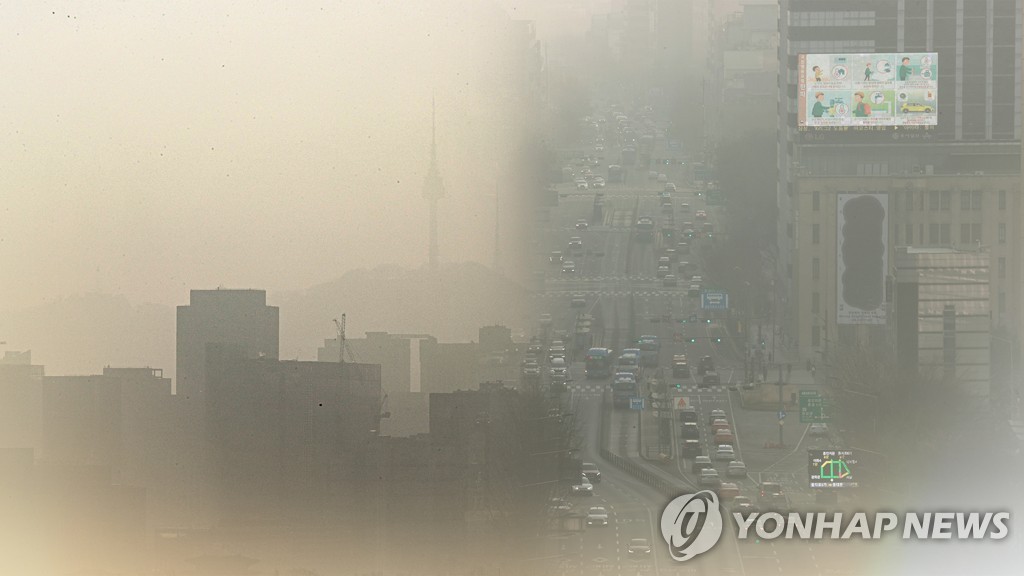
[598,396,679,498]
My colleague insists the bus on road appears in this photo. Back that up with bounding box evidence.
[585,348,613,379]
[611,372,639,408]
[638,336,660,367]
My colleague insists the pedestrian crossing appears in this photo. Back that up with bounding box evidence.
[566,383,731,394]
[535,289,689,298]
[546,275,661,283]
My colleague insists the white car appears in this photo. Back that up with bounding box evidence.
[627,538,652,557]
[592,178,606,189]
[727,460,747,478]
[562,261,576,273]
[587,506,609,526]
[715,444,736,461]
[575,219,589,230]
[575,179,589,190]
[572,474,594,496]
[699,468,722,487]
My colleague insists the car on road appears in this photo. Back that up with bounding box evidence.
[679,423,699,440]
[713,429,736,445]
[522,364,540,378]
[664,182,677,192]
[587,506,609,526]
[708,409,727,425]
[613,372,637,386]
[691,275,703,285]
[572,474,594,496]
[688,283,701,297]
[759,482,785,503]
[718,482,740,499]
[657,173,668,183]
[592,177,606,188]
[699,468,722,487]
[727,460,747,478]
[683,228,695,239]
[695,209,707,220]
[701,372,720,386]
[657,265,670,278]
[575,219,589,230]
[731,496,757,513]
[627,538,652,557]
[548,497,572,515]
[809,423,829,436]
[677,241,690,254]
[711,419,730,433]
[575,179,589,190]
[680,202,690,213]
[691,455,713,473]
[549,251,563,264]
[561,260,576,273]
[672,356,690,379]
[680,439,702,458]
[663,274,678,287]
[699,356,715,376]
[570,295,586,308]
[582,462,602,483]
[715,444,736,461]
[678,406,697,424]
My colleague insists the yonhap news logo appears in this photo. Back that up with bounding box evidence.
[660,492,1011,562]
[660,491,724,562]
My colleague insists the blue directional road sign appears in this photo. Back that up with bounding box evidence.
[701,291,729,310]
[778,410,787,420]
[630,398,645,411]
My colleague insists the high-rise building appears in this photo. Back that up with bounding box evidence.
[777,1,1022,380]
[175,289,279,399]
[894,247,990,400]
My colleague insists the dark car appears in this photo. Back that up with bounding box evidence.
[680,439,702,458]
[701,372,720,387]
[678,407,698,424]
[698,355,714,376]
[679,422,700,440]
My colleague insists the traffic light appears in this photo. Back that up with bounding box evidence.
[714,337,723,344]
[705,318,712,324]
[839,194,886,311]
[675,382,682,389]
[689,337,697,344]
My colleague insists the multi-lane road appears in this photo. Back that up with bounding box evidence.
[530,143,874,575]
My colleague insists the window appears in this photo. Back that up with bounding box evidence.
[971,190,982,211]
[812,257,820,281]
[893,224,899,245]
[929,191,940,211]
[906,223,913,244]
[812,191,820,211]
[998,223,1006,244]
[972,223,982,244]
[929,223,940,244]
[999,257,1006,279]
[940,224,950,244]
[961,191,971,211]
[906,191,914,212]
[812,292,820,314]
[811,325,821,347]
[941,191,951,211]
[960,223,971,244]
[999,292,1006,314]
[999,190,1006,211]
[787,223,793,238]
[812,223,820,244]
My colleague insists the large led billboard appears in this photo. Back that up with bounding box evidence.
[837,194,888,325]
[798,53,937,128]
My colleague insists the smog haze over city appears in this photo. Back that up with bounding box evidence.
[1,1,1022,575]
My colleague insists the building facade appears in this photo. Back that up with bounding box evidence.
[777,1,1023,384]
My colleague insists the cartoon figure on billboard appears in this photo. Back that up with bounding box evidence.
[863,62,873,81]
[811,92,828,118]
[898,57,913,81]
[852,92,871,117]
[813,65,824,82]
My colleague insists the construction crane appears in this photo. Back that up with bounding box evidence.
[333,315,347,364]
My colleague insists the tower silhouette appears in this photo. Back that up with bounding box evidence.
[422,96,446,268]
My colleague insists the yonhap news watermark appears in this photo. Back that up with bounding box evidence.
[661,491,1011,563]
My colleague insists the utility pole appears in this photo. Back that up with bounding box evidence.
[333,315,346,364]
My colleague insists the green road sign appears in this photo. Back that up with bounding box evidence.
[799,390,833,423]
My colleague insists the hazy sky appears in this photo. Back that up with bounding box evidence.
[0,1,533,310]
